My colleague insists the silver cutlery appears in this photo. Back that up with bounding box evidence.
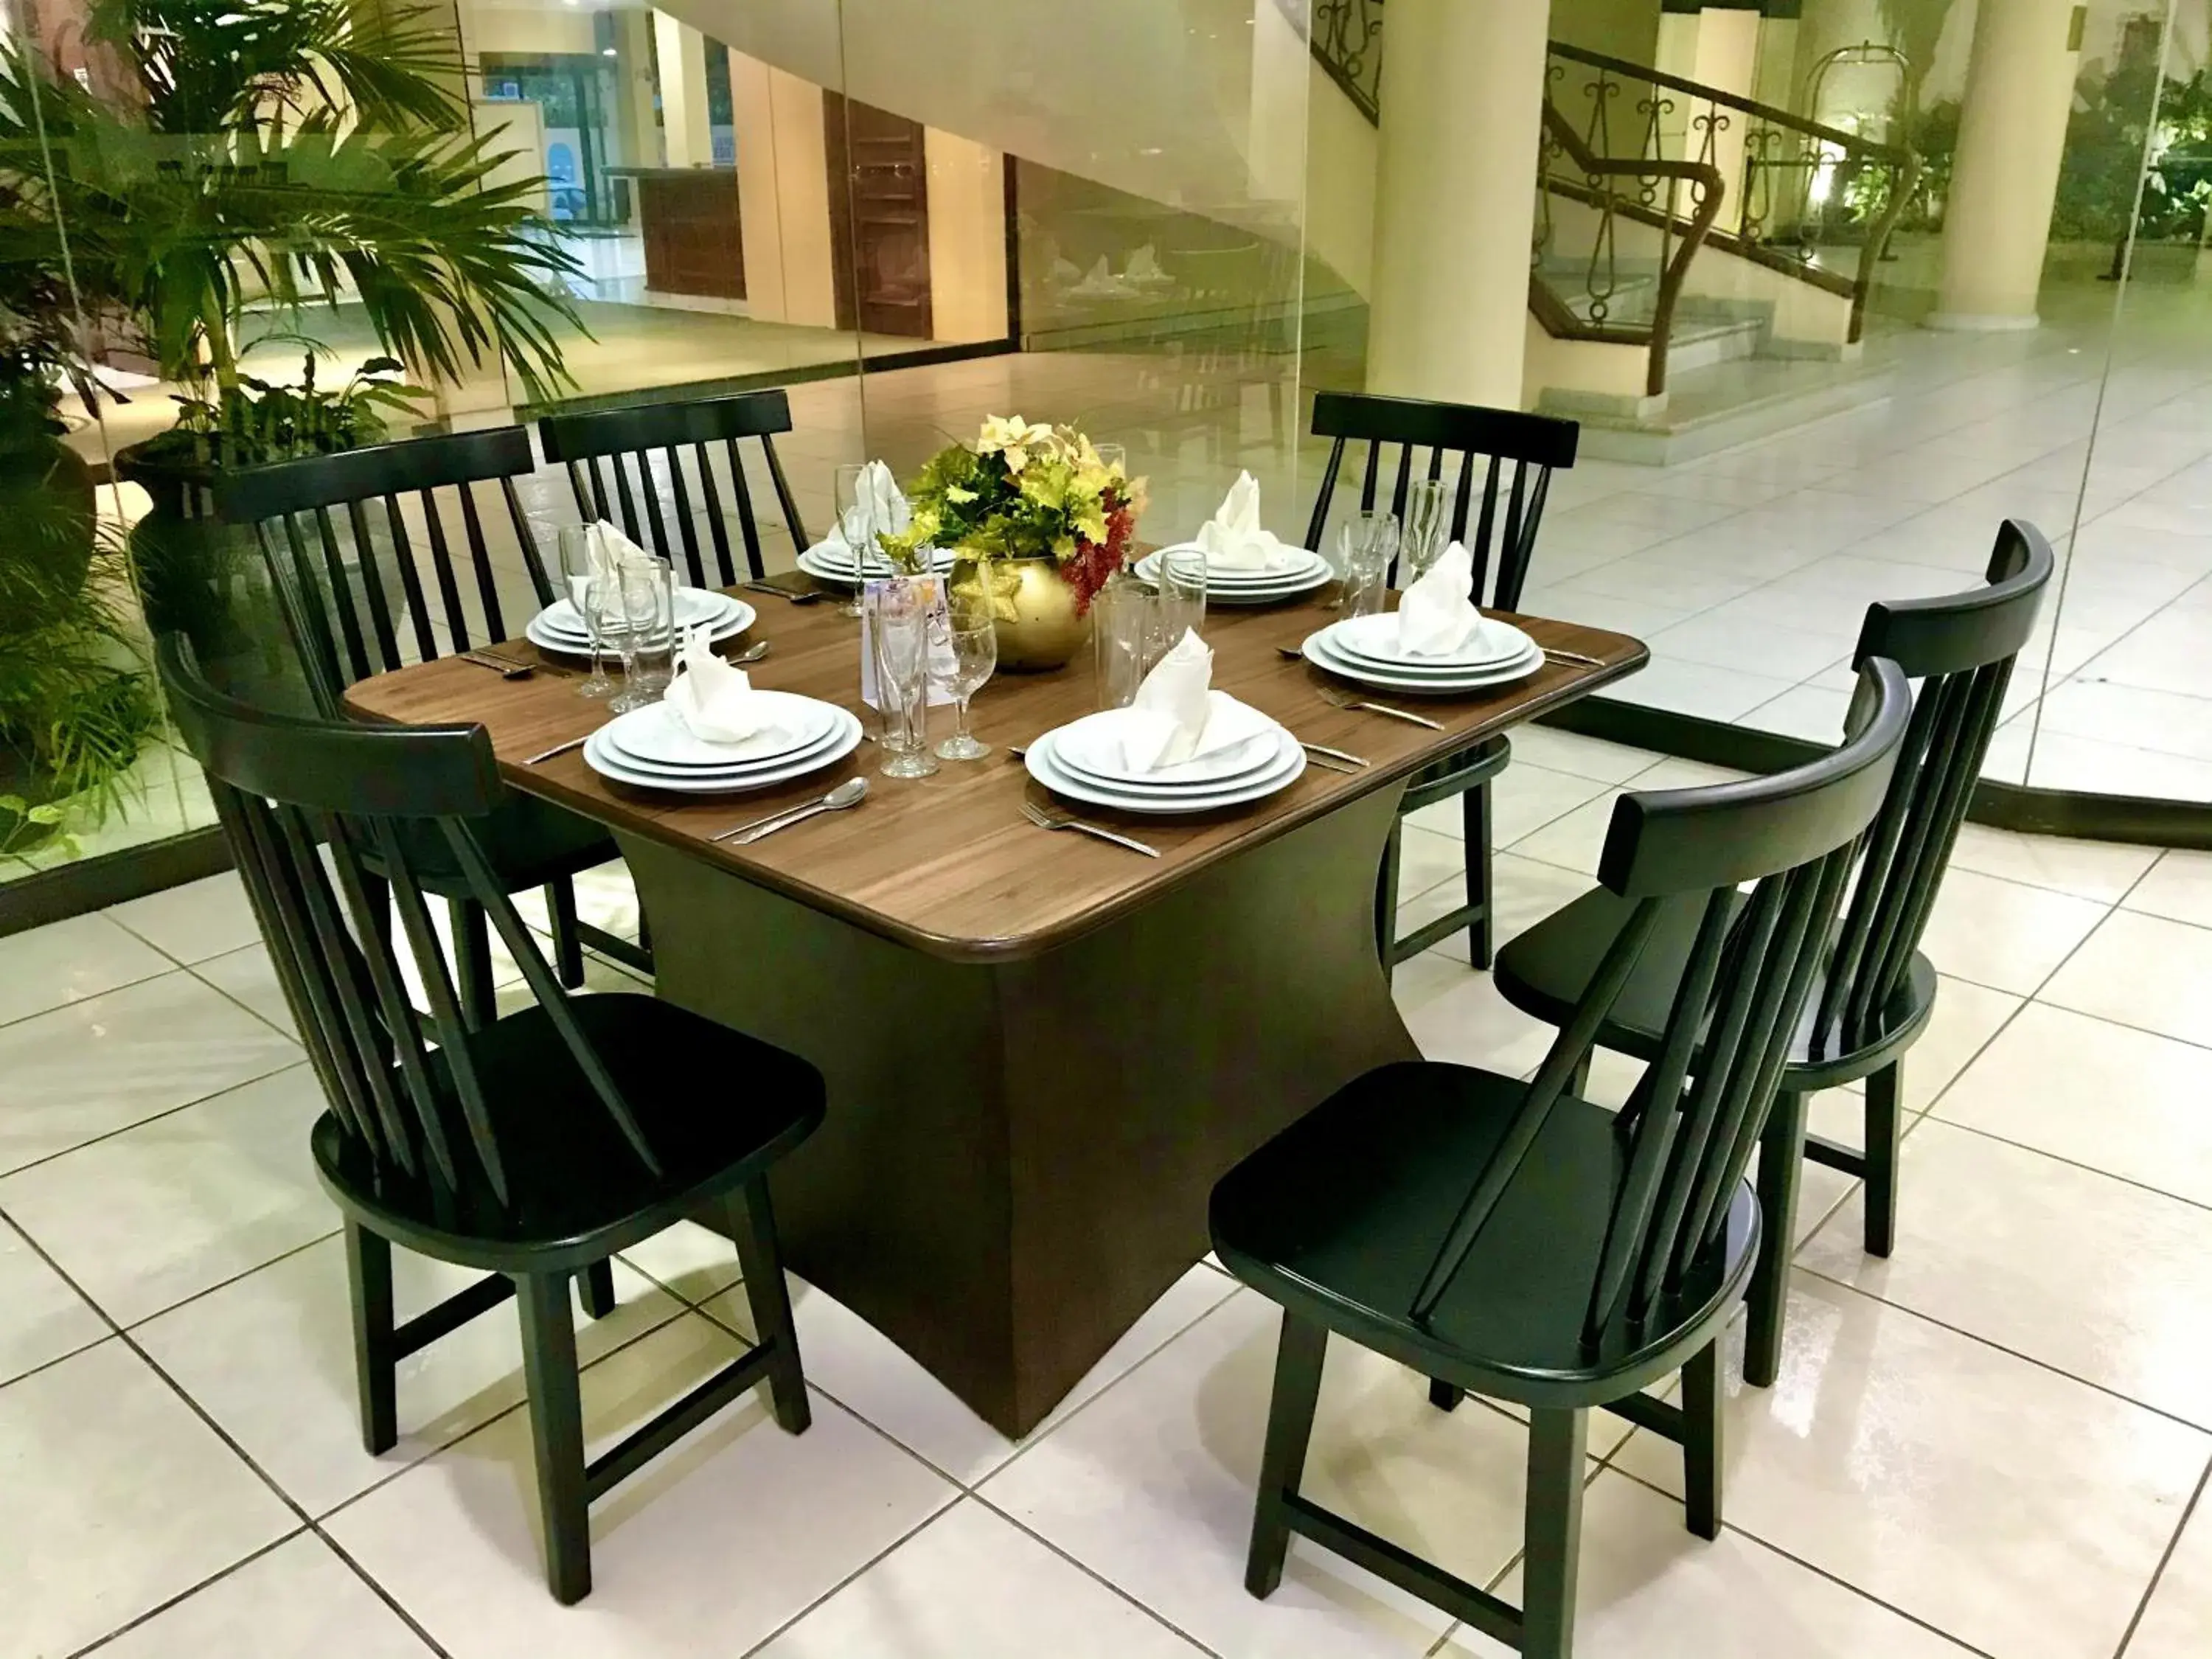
[728,639,771,664]
[1300,740,1369,771]
[743,580,826,606]
[1276,644,1308,661]
[1020,800,1160,858]
[1544,647,1606,667]
[1315,686,1444,729]
[526,733,592,765]
[459,650,533,680]
[714,776,869,844]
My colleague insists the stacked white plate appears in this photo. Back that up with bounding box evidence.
[795,542,956,588]
[1134,542,1332,607]
[526,587,754,657]
[1301,611,1545,694]
[582,695,862,795]
[1024,709,1307,815]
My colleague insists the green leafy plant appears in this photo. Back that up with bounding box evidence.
[155,351,429,467]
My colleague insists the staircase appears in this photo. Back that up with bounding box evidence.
[1312,1,1916,460]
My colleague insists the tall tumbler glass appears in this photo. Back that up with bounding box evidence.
[1091,577,1155,711]
[1337,512,1399,619]
[1152,544,1208,654]
[557,523,614,698]
[870,579,939,779]
[608,560,675,714]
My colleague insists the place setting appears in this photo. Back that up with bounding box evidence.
[798,459,955,608]
[538,518,754,678]
[1133,470,1333,606]
[1297,537,1548,697]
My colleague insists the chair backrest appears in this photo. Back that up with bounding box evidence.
[156,633,661,1209]
[1303,392,1581,610]
[217,427,549,717]
[1409,658,1913,1350]
[536,389,810,588]
[1808,519,2056,1058]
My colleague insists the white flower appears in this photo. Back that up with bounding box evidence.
[976,414,1055,475]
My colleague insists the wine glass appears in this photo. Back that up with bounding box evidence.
[1398,478,1451,587]
[605,560,674,714]
[833,462,877,619]
[557,523,613,698]
[930,588,998,760]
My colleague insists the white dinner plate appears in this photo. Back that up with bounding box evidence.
[1301,630,1543,694]
[582,707,862,794]
[1026,728,1306,815]
[540,587,736,636]
[1136,548,1332,585]
[1325,611,1536,671]
[526,608,752,658]
[601,719,846,781]
[796,546,955,587]
[601,693,840,769]
[1049,709,1285,789]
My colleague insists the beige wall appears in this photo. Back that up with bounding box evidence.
[456,7,595,58]
[923,128,1009,343]
[654,11,714,170]
[1549,0,1662,59]
[728,47,838,329]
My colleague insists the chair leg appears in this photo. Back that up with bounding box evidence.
[1745,1088,1808,1389]
[450,897,497,1031]
[577,1259,617,1319]
[1521,1407,1588,1659]
[1681,1339,1723,1540]
[1427,1377,1464,1412]
[1374,819,1404,967]
[728,1178,811,1435]
[1864,1061,1904,1259]
[515,1272,593,1604]
[344,1222,397,1455]
[1463,779,1495,970]
[548,877,585,990]
[1245,1311,1327,1600]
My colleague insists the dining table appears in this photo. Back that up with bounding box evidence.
[347,585,1646,1437]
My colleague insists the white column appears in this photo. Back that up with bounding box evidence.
[1366,0,1553,408]
[653,12,714,170]
[1927,0,2081,331]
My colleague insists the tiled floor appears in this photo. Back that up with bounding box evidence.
[6,733,2212,1657]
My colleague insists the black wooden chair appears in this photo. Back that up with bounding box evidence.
[156,633,822,1605]
[1492,521,2055,1388]
[1301,392,1581,969]
[1211,658,1912,1659]
[537,389,812,588]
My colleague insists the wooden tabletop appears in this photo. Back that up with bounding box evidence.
[345,595,1646,963]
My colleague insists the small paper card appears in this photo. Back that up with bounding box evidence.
[859,574,957,709]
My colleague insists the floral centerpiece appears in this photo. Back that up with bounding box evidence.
[885,416,1145,669]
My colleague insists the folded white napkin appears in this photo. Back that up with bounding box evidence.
[1124,244,1168,285]
[1110,628,1278,773]
[588,518,659,574]
[1195,471,1290,571]
[663,630,780,745]
[1395,540,1484,657]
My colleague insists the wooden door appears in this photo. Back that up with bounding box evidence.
[825,93,933,339]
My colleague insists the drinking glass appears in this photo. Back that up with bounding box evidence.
[833,462,878,618]
[608,560,675,714]
[929,594,998,760]
[1152,544,1207,649]
[1091,576,1155,711]
[557,523,614,698]
[1337,512,1399,619]
[1398,478,1451,587]
[870,579,939,778]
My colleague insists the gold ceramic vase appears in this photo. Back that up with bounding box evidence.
[987,556,1091,672]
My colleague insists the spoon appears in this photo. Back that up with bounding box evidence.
[713,776,869,844]
[728,640,771,664]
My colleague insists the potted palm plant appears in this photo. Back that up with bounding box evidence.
[1,0,582,703]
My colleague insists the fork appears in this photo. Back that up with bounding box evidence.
[743,580,826,606]
[1314,685,1444,729]
[457,650,534,680]
[1020,799,1160,858]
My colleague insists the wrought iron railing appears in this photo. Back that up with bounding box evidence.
[1301,10,1920,396]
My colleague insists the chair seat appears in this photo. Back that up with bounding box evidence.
[391,789,618,897]
[1492,888,1938,1093]
[1402,734,1510,813]
[1210,1061,1756,1408]
[313,992,823,1271]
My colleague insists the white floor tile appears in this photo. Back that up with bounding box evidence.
[135,1238,684,1517]
[2042,909,2212,1048]
[324,1314,956,1658]
[1946,822,2162,905]
[1916,868,2110,995]
[94,1533,434,1658]
[2124,848,2212,931]
[709,1265,1237,1488]
[1603,657,1801,724]
[0,1339,299,1659]
[2129,1480,2212,1659]
[1882,974,2023,1112]
[0,1063,334,1327]
[0,1215,106,1385]
[1502,726,1660,785]
[1442,1470,1978,1658]
[0,914,170,1028]
[1610,1273,2207,1659]
[0,971,301,1177]
[1800,1119,2212,1428]
[108,872,265,964]
[189,944,299,1037]
[980,1291,1470,1658]
[755,1498,1206,1657]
